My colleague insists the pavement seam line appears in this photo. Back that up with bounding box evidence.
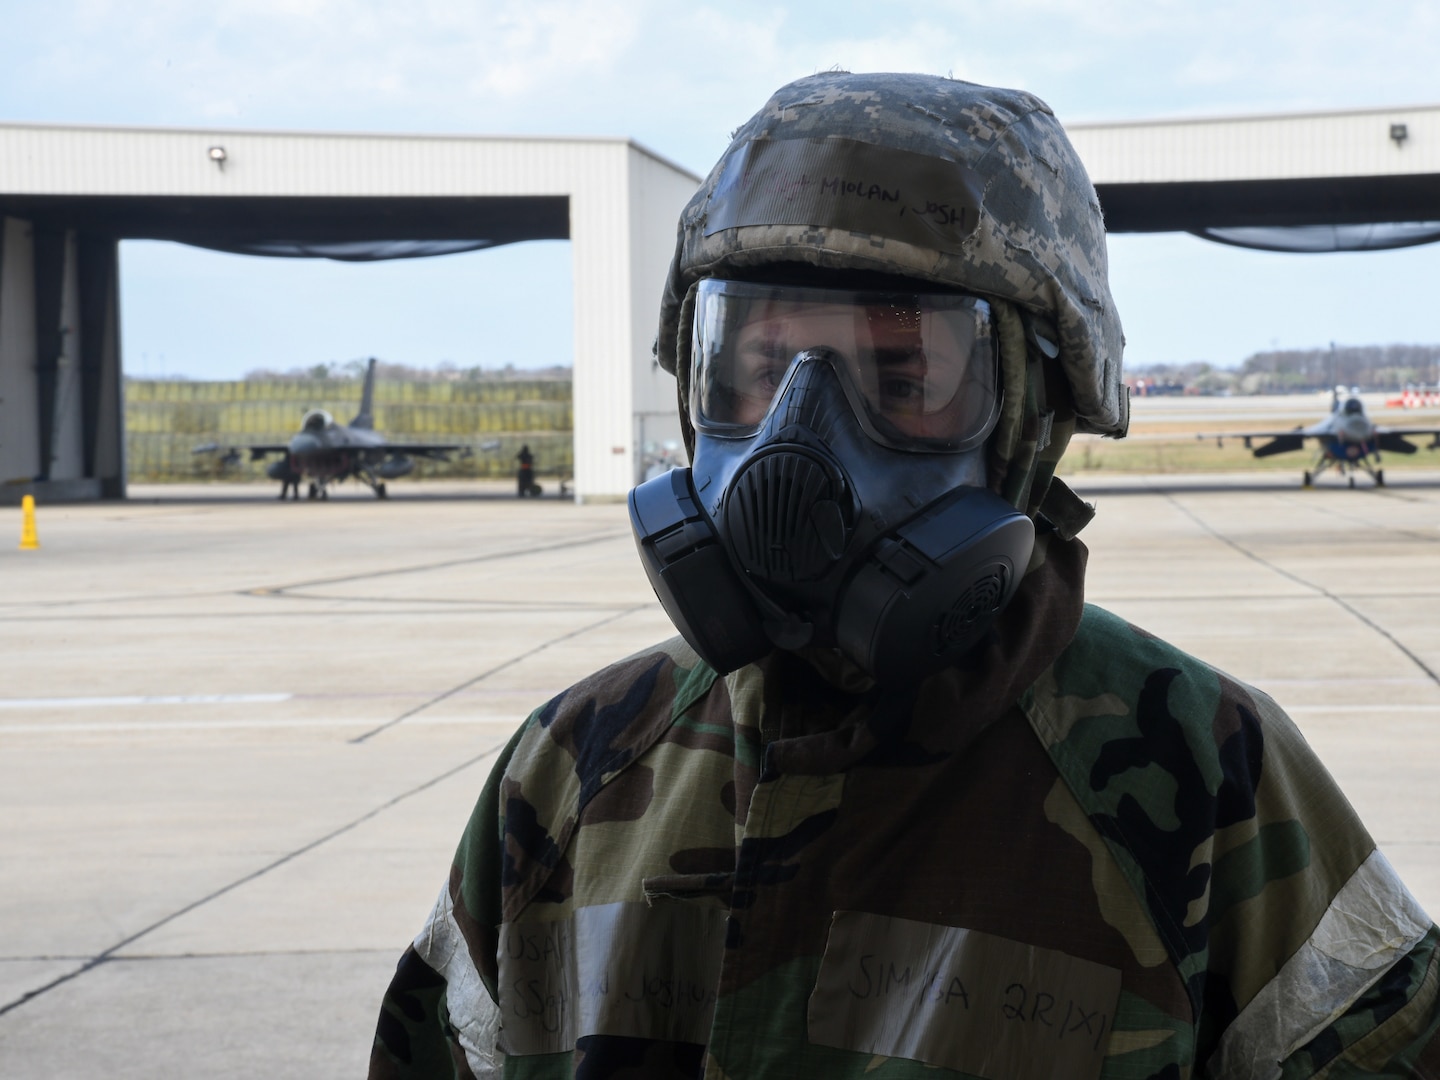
[0,532,631,612]
[1163,491,1440,688]
[348,605,648,744]
[1273,491,1440,539]
[243,530,630,597]
[0,736,510,1019]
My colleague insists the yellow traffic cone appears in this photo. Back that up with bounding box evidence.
[19,494,39,550]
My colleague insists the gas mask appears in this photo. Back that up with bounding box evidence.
[630,279,1034,683]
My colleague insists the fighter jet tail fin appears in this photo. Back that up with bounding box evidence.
[352,357,377,429]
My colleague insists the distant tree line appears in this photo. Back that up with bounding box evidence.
[1128,344,1440,394]
[241,358,572,382]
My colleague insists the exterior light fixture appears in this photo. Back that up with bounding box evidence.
[208,145,228,168]
[1390,123,1409,147]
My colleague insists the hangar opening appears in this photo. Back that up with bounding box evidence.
[117,235,577,492]
[2,195,575,500]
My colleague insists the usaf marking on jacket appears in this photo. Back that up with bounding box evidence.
[371,541,1440,1080]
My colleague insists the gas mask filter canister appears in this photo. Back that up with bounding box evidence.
[630,279,1034,683]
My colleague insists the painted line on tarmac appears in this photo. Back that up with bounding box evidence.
[0,694,291,710]
[348,604,649,744]
[1258,676,1438,686]
[0,948,398,964]
[0,734,512,1019]
[0,603,658,623]
[1165,493,1440,688]
[0,716,527,734]
[1101,591,1440,604]
[1285,705,1440,714]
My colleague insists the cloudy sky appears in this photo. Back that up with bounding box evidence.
[3,0,1438,378]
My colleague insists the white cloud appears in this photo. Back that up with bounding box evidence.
[465,1,644,98]
[6,0,1437,152]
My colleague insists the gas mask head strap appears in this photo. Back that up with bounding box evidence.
[990,299,1049,511]
[674,280,702,459]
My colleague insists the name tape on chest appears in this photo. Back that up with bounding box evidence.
[808,911,1122,1080]
[497,901,727,1056]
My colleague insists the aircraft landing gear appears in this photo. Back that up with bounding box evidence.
[308,483,319,500]
[1302,471,1313,488]
[376,483,388,499]
[1349,475,1356,489]
[1376,469,1385,487]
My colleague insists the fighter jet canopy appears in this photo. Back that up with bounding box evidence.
[302,409,333,432]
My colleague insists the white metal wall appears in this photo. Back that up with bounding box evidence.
[6,111,1431,197]
[628,146,702,481]
[1067,104,1440,184]
[569,141,635,499]
[0,125,629,196]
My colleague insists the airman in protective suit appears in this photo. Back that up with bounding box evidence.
[370,72,1440,1080]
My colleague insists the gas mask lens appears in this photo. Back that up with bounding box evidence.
[692,279,1000,452]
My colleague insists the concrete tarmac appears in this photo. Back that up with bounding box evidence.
[2,474,1439,1077]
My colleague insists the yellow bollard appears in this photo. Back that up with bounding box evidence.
[19,494,39,550]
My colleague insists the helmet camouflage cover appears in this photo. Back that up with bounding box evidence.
[656,71,1128,441]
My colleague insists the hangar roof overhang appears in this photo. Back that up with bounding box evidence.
[1066,102,1440,250]
[4,106,1440,252]
[0,193,571,259]
[0,123,696,260]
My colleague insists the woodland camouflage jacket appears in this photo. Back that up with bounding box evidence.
[370,538,1440,1079]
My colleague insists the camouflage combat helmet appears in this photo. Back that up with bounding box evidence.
[656,71,1128,452]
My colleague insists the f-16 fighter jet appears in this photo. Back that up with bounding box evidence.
[1200,388,1440,488]
[198,358,468,499]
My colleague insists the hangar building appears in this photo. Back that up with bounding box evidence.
[0,129,699,503]
[2,102,1438,503]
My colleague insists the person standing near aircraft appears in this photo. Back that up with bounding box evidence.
[276,455,302,501]
[370,72,1440,1079]
[515,444,538,497]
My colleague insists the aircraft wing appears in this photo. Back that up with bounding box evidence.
[1373,426,1440,453]
[1377,425,1440,441]
[381,443,468,459]
[1194,425,1314,456]
[1196,421,1440,457]
[192,442,289,463]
